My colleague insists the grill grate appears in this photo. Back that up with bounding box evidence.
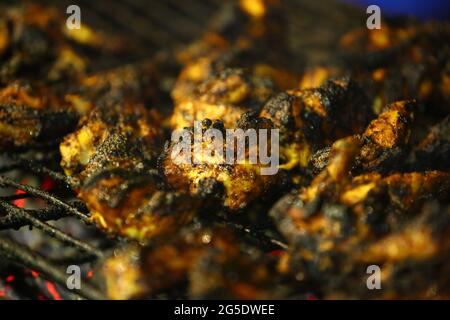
[0,0,363,299]
[0,235,105,300]
[0,155,107,299]
[32,0,364,63]
[0,152,288,299]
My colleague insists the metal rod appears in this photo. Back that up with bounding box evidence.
[0,200,87,230]
[5,140,62,153]
[164,0,214,26]
[0,235,106,300]
[0,201,103,259]
[7,156,73,185]
[0,175,90,223]
[78,0,168,48]
[124,0,203,38]
[0,206,68,230]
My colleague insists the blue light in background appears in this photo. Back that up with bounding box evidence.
[341,0,450,20]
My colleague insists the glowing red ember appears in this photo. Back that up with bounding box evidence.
[12,188,27,208]
[45,282,62,300]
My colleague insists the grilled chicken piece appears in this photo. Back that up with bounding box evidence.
[0,82,77,149]
[59,63,165,173]
[162,113,280,211]
[171,0,297,129]
[260,78,374,170]
[60,111,198,241]
[354,100,415,173]
[0,3,134,150]
[60,100,161,183]
[0,3,128,84]
[341,202,450,299]
[64,61,159,115]
[59,65,181,241]
[80,170,200,241]
[309,100,416,175]
[271,133,450,298]
[0,62,156,151]
[100,226,285,299]
[301,136,362,204]
[170,68,276,129]
[0,4,84,84]
[59,97,184,241]
[301,22,450,115]
[275,199,450,299]
[174,0,289,70]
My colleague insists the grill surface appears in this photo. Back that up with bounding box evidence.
[0,0,366,300]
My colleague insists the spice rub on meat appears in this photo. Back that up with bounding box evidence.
[161,113,280,211]
[260,78,374,170]
[170,68,276,130]
[0,82,78,149]
[59,102,202,241]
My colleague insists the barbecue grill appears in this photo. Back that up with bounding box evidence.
[0,0,366,300]
[1,0,447,301]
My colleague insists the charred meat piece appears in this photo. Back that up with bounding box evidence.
[173,46,296,108]
[59,98,184,241]
[342,201,450,299]
[175,0,290,69]
[171,0,297,127]
[354,100,415,173]
[0,82,77,149]
[303,131,446,210]
[64,61,159,116]
[301,136,362,204]
[59,75,183,241]
[60,100,161,184]
[309,100,416,175]
[276,200,450,299]
[301,22,450,115]
[61,119,197,241]
[0,3,135,150]
[162,114,280,211]
[271,133,450,298]
[100,226,285,299]
[80,169,200,241]
[0,4,84,84]
[260,78,374,170]
[170,68,276,129]
[189,238,286,299]
[0,103,77,150]
[0,3,127,84]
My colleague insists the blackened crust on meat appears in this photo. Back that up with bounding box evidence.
[0,103,78,149]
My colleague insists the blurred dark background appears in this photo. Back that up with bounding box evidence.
[2,0,448,65]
